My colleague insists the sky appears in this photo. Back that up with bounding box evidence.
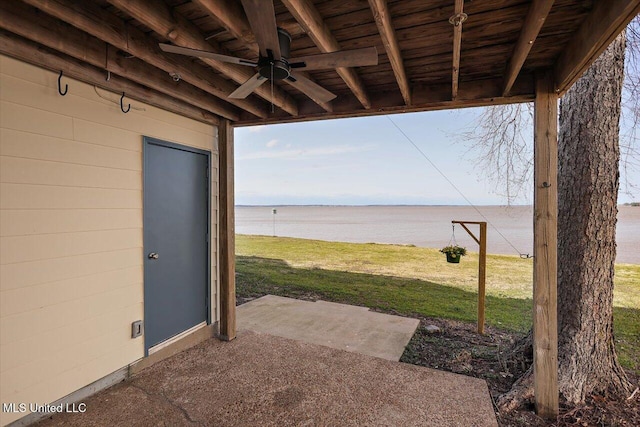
[234,107,640,206]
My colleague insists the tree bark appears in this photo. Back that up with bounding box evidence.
[557,31,632,404]
[497,31,632,412]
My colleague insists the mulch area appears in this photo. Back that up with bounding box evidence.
[400,317,640,427]
[237,288,639,427]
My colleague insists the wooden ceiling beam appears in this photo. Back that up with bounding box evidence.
[0,1,239,120]
[106,0,298,116]
[451,0,464,100]
[191,0,257,50]
[192,0,333,112]
[20,0,267,119]
[554,0,640,93]
[281,0,372,109]
[0,31,219,125]
[367,0,411,105]
[502,0,554,96]
[236,74,535,126]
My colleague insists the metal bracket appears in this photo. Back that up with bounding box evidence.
[131,320,143,338]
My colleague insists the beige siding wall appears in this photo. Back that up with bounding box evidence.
[0,55,219,426]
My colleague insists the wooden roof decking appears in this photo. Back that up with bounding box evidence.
[1,0,638,126]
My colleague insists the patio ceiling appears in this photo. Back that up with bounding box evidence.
[1,0,638,126]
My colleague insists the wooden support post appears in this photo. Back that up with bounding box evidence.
[451,220,487,334]
[533,71,558,418]
[478,222,487,334]
[219,119,236,341]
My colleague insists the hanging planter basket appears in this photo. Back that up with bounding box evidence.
[446,253,461,263]
[440,245,467,264]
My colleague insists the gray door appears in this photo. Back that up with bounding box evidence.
[144,137,210,353]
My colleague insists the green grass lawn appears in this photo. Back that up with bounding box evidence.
[236,234,640,372]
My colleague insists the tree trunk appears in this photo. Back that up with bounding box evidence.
[497,31,632,412]
[557,31,632,404]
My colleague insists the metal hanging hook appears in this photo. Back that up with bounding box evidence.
[120,92,130,113]
[57,71,68,96]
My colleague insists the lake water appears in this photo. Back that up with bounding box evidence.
[236,205,640,264]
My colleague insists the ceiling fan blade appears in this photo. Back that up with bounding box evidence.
[287,73,337,104]
[229,73,268,99]
[240,0,281,59]
[289,47,378,71]
[159,43,257,67]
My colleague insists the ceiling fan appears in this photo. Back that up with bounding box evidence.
[158,0,378,106]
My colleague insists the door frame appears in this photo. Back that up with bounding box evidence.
[142,136,212,355]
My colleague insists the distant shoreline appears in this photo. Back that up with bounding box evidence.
[236,205,640,264]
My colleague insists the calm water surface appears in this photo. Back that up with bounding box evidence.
[236,205,640,264]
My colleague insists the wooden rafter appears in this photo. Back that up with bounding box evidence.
[281,0,372,109]
[0,2,238,120]
[235,74,535,126]
[502,0,554,96]
[20,0,267,119]
[192,0,257,50]
[192,0,333,112]
[367,0,411,105]
[106,0,298,116]
[451,0,465,100]
[4,0,633,127]
[554,0,640,93]
[0,31,219,125]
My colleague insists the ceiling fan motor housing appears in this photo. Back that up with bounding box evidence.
[258,28,292,80]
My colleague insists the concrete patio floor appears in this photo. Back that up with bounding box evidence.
[37,330,498,427]
[237,295,420,361]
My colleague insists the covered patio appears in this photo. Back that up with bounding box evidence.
[1,0,639,425]
[36,330,498,427]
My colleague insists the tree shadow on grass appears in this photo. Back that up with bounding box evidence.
[236,255,534,332]
[236,255,640,373]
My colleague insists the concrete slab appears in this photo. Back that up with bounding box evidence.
[37,331,498,427]
[237,295,420,361]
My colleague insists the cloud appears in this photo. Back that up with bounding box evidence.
[248,125,266,133]
[266,139,279,148]
[238,144,375,160]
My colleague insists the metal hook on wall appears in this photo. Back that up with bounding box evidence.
[120,92,130,113]
[57,71,68,96]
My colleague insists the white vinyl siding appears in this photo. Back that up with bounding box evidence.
[0,55,219,426]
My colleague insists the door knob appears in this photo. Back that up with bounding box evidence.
[148,252,159,259]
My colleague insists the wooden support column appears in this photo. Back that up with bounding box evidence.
[533,71,558,418]
[478,222,487,333]
[219,119,236,341]
[452,220,487,334]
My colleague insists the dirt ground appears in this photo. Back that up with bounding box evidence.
[400,317,640,427]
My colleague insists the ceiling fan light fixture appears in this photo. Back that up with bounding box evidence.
[276,28,292,59]
[156,2,375,103]
[258,59,290,80]
[257,28,292,80]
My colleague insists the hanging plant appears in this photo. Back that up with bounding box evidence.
[440,245,467,263]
